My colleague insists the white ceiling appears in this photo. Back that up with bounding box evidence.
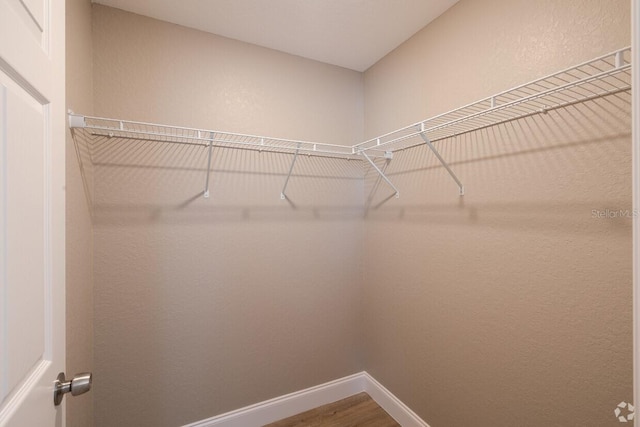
[92,0,459,72]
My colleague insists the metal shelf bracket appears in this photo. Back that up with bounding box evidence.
[281,143,301,200]
[419,132,464,196]
[361,150,399,199]
[203,132,214,198]
[68,112,86,128]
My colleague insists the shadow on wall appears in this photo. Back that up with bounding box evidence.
[70,90,631,229]
[364,91,632,236]
[70,129,366,224]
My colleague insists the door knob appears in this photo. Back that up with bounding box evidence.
[53,372,92,406]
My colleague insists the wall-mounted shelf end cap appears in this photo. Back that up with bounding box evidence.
[68,112,86,129]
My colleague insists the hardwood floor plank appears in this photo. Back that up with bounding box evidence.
[263,392,400,427]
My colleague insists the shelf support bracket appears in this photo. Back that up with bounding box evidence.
[361,150,399,199]
[68,112,86,128]
[203,132,214,198]
[281,143,301,200]
[419,132,464,196]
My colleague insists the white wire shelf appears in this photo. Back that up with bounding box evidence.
[68,115,360,159]
[69,46,632,201]
[354,47,632,155]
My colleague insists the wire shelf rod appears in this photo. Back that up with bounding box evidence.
[80,116,352,151]
[393,85,631,154]
[85,131,370,162]
[358,64,630,152]
[354,46,630,151]
[76,116,355,155]
[83,127,357,158]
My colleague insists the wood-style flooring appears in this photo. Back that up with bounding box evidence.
[263,392,400,427]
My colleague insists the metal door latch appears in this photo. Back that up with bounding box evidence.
[53,372,92,406]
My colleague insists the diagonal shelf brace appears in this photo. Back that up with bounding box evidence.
[361,150,400,199]
[419,131,464,196]
[281,143,301,200]
[203,132,214,198]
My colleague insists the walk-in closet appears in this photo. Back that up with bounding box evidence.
[1,1,636,426]
[65,1,636,426]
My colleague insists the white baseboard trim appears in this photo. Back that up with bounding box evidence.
[362,372,430,427]
[181,372,365,427]
[181,371,429,427]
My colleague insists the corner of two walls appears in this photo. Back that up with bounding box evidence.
[74,1,633,426]
[361,0,632,426]
[65,0,95,426]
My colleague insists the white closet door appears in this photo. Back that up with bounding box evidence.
[0,0,66,425]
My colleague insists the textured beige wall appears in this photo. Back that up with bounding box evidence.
[82,2,632,426]
[65,0,94,425]
[90,5,364,427]
[362,1,632,426]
